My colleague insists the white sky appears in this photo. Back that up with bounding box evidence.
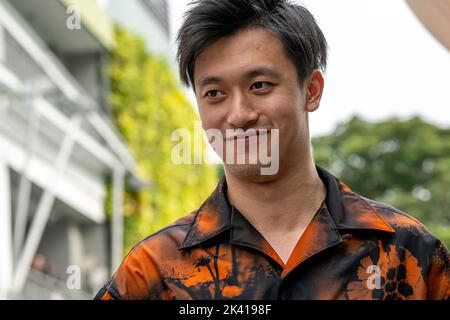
[168,0,450,138]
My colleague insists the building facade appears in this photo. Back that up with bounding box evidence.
[0,0,141,299]
[105,0,173,64]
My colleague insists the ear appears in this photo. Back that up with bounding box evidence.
[305,70,325,112]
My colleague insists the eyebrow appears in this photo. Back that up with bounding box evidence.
[197,66,282,88]
[246,66,282,79]
[198,76,223,88]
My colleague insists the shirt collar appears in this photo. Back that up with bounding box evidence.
[179,165,394,252]
[316,165,394,233]
[179,177,231,249]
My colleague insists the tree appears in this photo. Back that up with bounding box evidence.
[312,116,450,248]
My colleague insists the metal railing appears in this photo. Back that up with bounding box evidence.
[18,269,92,300]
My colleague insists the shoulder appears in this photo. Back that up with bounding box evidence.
[128,210,197,258]
[360,195,447,254]
[362,196,430,235]
[99,211,198,299]
[356,195,450,299]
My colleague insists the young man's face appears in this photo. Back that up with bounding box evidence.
[193,27,321,181]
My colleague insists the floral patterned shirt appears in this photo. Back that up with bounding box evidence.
[95,166,450,300]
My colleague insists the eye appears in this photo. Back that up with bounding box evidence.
[250,82,272,90]
[205,90,224,98]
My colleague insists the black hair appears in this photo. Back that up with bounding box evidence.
[176,0,328,88]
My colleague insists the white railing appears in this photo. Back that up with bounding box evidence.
[19,269,92,300]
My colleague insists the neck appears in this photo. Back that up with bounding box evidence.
[225,155,326,233]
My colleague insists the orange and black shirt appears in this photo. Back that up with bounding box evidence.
[95,166,450,300]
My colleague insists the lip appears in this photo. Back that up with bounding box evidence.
[226,130,269,141]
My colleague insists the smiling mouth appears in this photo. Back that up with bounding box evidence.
[226,130,270,141]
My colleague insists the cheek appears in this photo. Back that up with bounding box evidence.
[265,94,303,128]
[265,96,306,149]
[198,106,226,131]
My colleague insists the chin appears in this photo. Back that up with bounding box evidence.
[224,163,279,183]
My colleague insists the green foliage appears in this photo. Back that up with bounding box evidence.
[109,26,218,255]
[217,164,225,179]
[428,224,450,250]
[312,116,450,248]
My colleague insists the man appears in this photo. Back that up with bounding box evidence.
[95,0,449,300]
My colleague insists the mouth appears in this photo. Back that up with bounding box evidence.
[226,129,270,141]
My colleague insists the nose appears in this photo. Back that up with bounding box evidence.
[226,91,258,128]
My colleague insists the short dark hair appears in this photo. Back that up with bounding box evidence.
[177,0,328,88]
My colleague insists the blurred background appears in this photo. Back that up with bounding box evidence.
[0,0,448,299]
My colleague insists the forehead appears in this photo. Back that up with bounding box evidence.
[194,28,295,85]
